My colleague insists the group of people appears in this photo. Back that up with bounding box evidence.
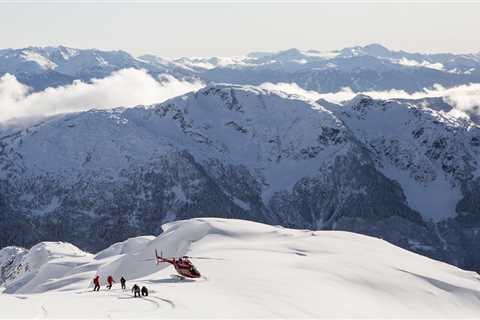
[132,284,149,297]
[92,275,148,297]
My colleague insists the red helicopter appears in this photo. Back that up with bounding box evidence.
[154,250,202,279]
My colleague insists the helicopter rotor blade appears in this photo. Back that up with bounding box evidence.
[184,256,225,261]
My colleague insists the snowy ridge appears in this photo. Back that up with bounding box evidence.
[1,218,480,318]
[0,242,91,292]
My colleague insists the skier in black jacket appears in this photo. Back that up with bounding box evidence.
[132,284,141,297]
[141,286,149,297]
[120,276,126,290]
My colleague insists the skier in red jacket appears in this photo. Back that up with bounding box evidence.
[93,275,100,292]
[107,275,115,290]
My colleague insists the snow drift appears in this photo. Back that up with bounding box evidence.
[1,218,480,318]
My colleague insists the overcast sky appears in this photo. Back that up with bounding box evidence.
[0,1,479,57]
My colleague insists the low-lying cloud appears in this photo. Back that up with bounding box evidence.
[259,82,480,116]
[0,68,204,123]
[1,71,479,125]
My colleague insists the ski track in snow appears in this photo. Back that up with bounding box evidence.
[40,305,48,319]
[148,295,175,309]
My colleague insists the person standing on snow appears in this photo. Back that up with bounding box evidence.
[141,286,149,297]
[107,275,115,290]
[120,276,126,290]
[93,275,100,292]
[132,284,141,297]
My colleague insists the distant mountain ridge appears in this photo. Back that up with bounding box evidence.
[1,44,480,92]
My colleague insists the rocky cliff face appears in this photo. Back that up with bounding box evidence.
[0,85,479,269]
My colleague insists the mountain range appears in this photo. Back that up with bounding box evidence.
[0,44,479,271]
[1,43,480,92]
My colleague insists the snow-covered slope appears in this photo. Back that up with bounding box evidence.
[1,218,479,318]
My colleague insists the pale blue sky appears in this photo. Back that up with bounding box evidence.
[0,2,479,57]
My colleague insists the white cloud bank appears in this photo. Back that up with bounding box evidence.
[0,68,204,122]
[259,82,480,116]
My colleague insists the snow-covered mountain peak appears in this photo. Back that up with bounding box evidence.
[0,83,349,183]
[340,94,478,136]
[272,48,304,59]
[362,43,391,54]
[0,46,156,79]
[338,43,396,59]
[342,93,377,109]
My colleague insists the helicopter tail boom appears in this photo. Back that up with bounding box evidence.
[155,249,174,265]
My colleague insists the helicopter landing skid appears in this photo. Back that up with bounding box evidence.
[170,274,186,281]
